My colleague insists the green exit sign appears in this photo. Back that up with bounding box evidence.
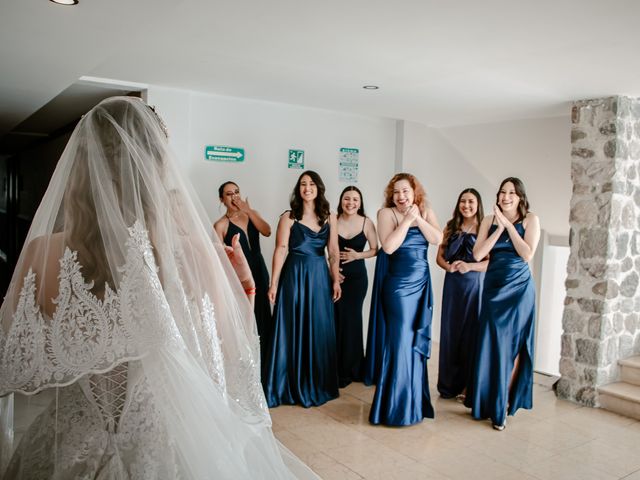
[205,145,245,162]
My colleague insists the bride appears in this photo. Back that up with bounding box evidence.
[0,97,317,479]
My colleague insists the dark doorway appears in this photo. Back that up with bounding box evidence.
[0,82,143,297]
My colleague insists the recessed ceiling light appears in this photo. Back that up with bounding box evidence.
[363,85,379,90]
[49,0,79,5]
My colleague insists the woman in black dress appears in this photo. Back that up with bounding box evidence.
[335,186,378,387]
[214,181,272,359]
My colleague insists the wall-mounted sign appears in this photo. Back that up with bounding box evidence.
[205,145,245,162]
[288,149,305,169]
[339,147,359,182]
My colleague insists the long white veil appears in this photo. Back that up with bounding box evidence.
[0,96,316,479]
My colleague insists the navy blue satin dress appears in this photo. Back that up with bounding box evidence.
[369,228,434,426]
[363,251,388,386]
[437,232,484,398]
[263,221,339,408]
[224,219,272,363]
[466,223,535,426]
[334,230,368,387]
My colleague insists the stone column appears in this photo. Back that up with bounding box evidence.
[558,96,640,406]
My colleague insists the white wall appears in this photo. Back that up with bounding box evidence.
[535,238,570,376]
[149,86,396,227]
[439,115,572,237]
[147,85,397,332]
[147,86,572,371]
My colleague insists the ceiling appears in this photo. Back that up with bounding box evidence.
[2,0,640,140]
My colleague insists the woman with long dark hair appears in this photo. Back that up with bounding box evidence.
[334,186,378,387]
[465,177,540,430]
[369,173,442,426]
[214,182,272,361]
[436,188,487,400]
[263,170,341,407]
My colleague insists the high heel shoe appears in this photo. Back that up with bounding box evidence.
[492,414,507,431]
[492,404,509,431]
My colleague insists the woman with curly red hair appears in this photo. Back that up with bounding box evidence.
[369,173,442,426]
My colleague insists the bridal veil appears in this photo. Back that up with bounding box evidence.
[0,96,316,479]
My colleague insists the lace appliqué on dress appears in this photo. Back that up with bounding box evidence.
[0,222,172,395]
[200,294,226,391]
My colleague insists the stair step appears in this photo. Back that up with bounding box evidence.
[619,356,640,386]
[619,356,640,368]
[598,382,640,420]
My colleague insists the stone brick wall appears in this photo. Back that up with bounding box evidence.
[557,96,640,406]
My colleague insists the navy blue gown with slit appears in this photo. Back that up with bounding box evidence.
[334,223,368,387]
[224,219,272,363]
[437,232,484,398]
[263,220,339,408]
[369,227,434,426]
[466,223,535,426]
[363,250,388,386]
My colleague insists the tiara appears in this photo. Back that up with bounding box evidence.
[148,104,170,139]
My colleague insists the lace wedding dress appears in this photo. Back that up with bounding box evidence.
[0,97,317,479]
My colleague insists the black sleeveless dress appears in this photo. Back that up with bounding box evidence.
[334,219,369,387]
[224,219,272,361]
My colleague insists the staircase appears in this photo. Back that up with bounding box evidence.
[598,356,640,420]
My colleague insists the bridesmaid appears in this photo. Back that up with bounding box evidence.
[214,181,272,359]
[369,173,442,426]
[465,177,540,430]
[335,186,378,387]
[264,170,341,408]
[436,188,488,400]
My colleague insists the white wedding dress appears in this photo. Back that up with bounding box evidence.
[0,97,317,479]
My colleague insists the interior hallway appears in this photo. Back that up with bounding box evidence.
[272,345,640,480]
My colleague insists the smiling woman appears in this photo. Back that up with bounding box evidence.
[465,177,541,431]
[263,170,342,408]
[436,188,487,400]
[334,186,378,387]
[369,172,442,426]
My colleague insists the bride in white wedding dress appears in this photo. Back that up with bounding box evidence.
[0,97,318,479]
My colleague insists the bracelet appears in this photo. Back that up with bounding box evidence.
[244,286,256,295]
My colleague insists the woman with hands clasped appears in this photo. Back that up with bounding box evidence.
[263,171,341,408]
[215,182,272,361]
[334,186,378,387]
[436,188,487,401]
[369,173,442,426]
[465,177,540,431]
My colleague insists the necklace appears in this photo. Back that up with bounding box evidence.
[226,211,243,220]
[461,223,476,234]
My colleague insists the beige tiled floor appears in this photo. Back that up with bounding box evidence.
[271,359,640,480]
[10,355,640,480]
